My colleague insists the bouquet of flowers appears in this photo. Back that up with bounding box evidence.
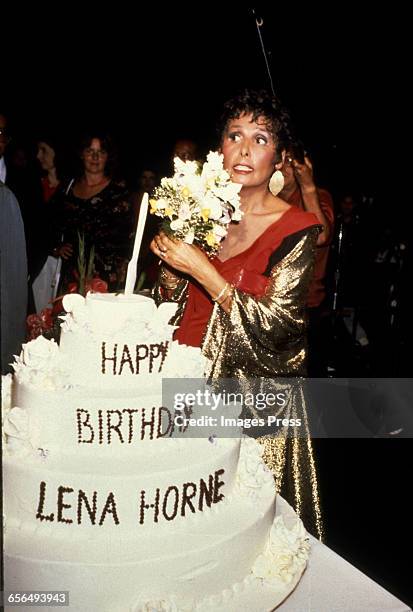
[149,151,243,256]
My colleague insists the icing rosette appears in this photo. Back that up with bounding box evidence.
[131,596,194,612]
[252,515,310,586]
[12,336,65,389]
[1,373,13,412]
[236,437,272,500]
[162,342,208,378]
[2,405,33,456]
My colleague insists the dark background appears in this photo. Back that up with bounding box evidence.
[2,5,412,607]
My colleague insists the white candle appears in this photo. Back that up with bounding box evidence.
[124,192,149,294]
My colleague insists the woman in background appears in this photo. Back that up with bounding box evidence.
[53,132,133,293]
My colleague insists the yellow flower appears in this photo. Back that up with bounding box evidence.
[149,199,158,213]
[201,208,210,222]
[206,232,217,247]
[165,207,174,219]
[181,187,190,198]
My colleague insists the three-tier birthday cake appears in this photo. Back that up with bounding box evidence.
[2,293,310,611]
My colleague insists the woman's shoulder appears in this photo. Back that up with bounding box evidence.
[280,204,320,232]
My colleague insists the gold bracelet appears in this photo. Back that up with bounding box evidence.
[162,281,180,290]
[160,266,180,289]
[217,284,234,305]
[212,282,229,303]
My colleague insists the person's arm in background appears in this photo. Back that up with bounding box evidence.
[292,156,333,246]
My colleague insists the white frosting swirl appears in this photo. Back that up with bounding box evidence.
[252,515,310,585]
[163,342,207,378]
[12,337,66,389]
[1,373,13,412]
[131,597,194,612]
[2,405,32,456]
[236,437,272,500]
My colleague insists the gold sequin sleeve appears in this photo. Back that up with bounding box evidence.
[203,227,319,378]
[202,226,324,540]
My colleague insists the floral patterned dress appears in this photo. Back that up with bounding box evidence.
[53,181,134,293]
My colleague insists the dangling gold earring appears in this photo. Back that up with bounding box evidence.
[269,170,284,196]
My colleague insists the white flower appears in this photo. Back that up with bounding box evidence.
[1,374,13,414]
[200,194,223,221]
[3,406,29,440]
[231,207,243,222]
[150,150,243,255]
[213,224,228,238]
[252,516,310,585]
[3,406,33,456]
[20,337,59,371]
[62,293,85,314]
[170,219,184,231]
[173,156,198,177]
[205,150,224,171]
[131,595,194,612]
[178,203,192,220]
[183,230,195,244]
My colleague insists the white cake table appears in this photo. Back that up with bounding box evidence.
[279,535,411,611]
[201,495,411,612]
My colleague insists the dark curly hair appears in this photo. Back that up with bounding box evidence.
[217,89,296,163]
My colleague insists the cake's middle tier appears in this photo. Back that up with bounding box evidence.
[11,380,241,459]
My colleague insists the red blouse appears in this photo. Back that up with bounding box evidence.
[174,206,319,347]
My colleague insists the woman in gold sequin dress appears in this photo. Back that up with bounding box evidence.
[151,90,324,538]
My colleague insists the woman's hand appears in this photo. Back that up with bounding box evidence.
[292,156,316,194]
[53,243,73,259]
[150,231,212,281]
[150,231,232,310]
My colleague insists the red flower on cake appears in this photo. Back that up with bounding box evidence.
[26,308,54,340]
[86,277,108,293]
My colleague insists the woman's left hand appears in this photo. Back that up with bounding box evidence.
[151,231,212,280]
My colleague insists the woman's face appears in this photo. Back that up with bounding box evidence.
[37,142,55,171]
[221,113,278,189]
[81,138,108,174]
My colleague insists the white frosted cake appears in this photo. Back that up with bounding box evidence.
[2,293,310,611]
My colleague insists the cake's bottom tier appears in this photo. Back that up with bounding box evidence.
[5,480,276,612]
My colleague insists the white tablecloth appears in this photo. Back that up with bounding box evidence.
[280,535,411,611]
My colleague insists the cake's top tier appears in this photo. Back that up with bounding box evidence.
[12,293,207,392]
[61,292,178,339]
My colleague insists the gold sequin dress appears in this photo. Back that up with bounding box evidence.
[154,207,323,539]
